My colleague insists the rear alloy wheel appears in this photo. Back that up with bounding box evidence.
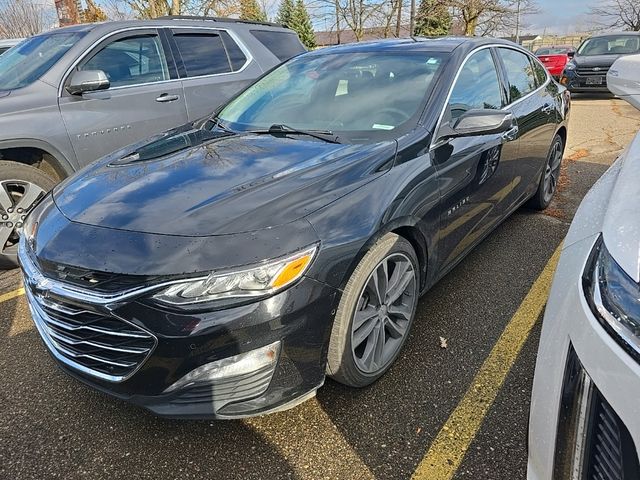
[327,233,419,387]
[0,161,56,269]
[528,134,564,210]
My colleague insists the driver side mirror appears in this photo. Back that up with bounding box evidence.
[66,70,110,95]
[440,109,515,139]
[567,51,575,59]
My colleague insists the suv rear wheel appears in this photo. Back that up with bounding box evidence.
[0,161,56,268]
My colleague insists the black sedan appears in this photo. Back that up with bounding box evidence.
[19,37,570,419]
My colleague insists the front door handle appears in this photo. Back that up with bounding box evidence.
[156,93,180,103]
[502,126,519,142]
[541,104,554,114]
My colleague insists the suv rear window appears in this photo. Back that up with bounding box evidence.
[174,33,232,77]
[250,30,305,62]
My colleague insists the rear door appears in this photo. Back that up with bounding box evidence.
[433,47,520,270]
[59,29,188,165]
[495,47,557,207]
[167,28,264,121]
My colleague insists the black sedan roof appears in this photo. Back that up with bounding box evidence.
[317,36,520,55]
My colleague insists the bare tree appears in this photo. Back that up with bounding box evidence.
[0,0,55,38]
[590,0,640,31]
[449,0,536,37]
[335,0,389,41]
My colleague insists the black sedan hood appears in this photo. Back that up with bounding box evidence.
[54,126,396,236]
[573,54,623,68]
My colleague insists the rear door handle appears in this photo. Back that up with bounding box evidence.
[502,126,519,142]
[542,104,554,114]
[156,93,180,103]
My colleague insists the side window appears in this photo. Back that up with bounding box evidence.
[81,34,169,88]
[531,58,548,87]
[250,30,306,62]
[219,31,248,71]
[447,49,503,121]
[173,32,231,77]
[497,48,538,102]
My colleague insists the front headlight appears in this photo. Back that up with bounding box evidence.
[564,62,576,71]
[151,245,317,308]
[583,236,640,359]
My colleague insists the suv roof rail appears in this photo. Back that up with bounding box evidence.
[157,15,284,28]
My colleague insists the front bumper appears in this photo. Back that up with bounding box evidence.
[20,241,340,419]
[562,70,610,93]
[528,235,640,479]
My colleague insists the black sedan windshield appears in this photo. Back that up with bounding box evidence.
[0,32,85,91]
[577,35,640,56]
[218,51,446,140]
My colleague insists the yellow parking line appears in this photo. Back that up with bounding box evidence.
[412,244,562,480]
[0,287,24,304]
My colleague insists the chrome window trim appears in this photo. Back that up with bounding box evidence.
[169,25,253,79]
[430,44,551,151]
[58,25,253,97]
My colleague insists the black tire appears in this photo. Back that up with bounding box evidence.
[0,161,56,269]
[527,134,564,210]
[327,233,419,387]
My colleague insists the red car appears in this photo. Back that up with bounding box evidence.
[535,46,575,78]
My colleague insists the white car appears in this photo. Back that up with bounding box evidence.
[0,38,23,56]
[608,53,640,110]
[528,56,640,479]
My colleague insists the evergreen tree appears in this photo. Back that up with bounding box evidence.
[290,0,316,49]
[276,0,295,27]
[240,0,267,22]
[414,0,451,36]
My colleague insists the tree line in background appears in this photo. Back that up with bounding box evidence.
[0,0,639,46]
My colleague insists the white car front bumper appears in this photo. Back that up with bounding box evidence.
[528,233,640,479]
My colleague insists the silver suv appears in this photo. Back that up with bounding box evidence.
[0,17,304,267]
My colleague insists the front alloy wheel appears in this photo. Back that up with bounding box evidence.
[351,253,416,374]
[0,161,56,268]
[327,233,419,387]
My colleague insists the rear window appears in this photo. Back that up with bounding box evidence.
[174,33,231,77]
[250,30,305,62]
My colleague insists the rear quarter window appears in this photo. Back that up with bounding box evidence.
[250,30,305,62]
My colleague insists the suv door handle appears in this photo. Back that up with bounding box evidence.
[156,93,180,103]
[541,104,554,114]
[502,125,519,142]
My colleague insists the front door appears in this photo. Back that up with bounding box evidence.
[59,30,188,166]
[433,47,520,271]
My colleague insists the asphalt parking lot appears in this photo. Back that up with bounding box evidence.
[1,94,639,480]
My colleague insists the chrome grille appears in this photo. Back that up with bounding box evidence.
[25,287,156,382]
[576,66,609,76]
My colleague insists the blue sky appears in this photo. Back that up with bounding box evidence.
[525,0,594,34]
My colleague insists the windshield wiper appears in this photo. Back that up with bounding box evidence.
[210,115,235,134]
[250,124,341,144]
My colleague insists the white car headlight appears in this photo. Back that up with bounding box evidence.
[152,245,317,307]
[564,62,576,71]
[584,236,640,359]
